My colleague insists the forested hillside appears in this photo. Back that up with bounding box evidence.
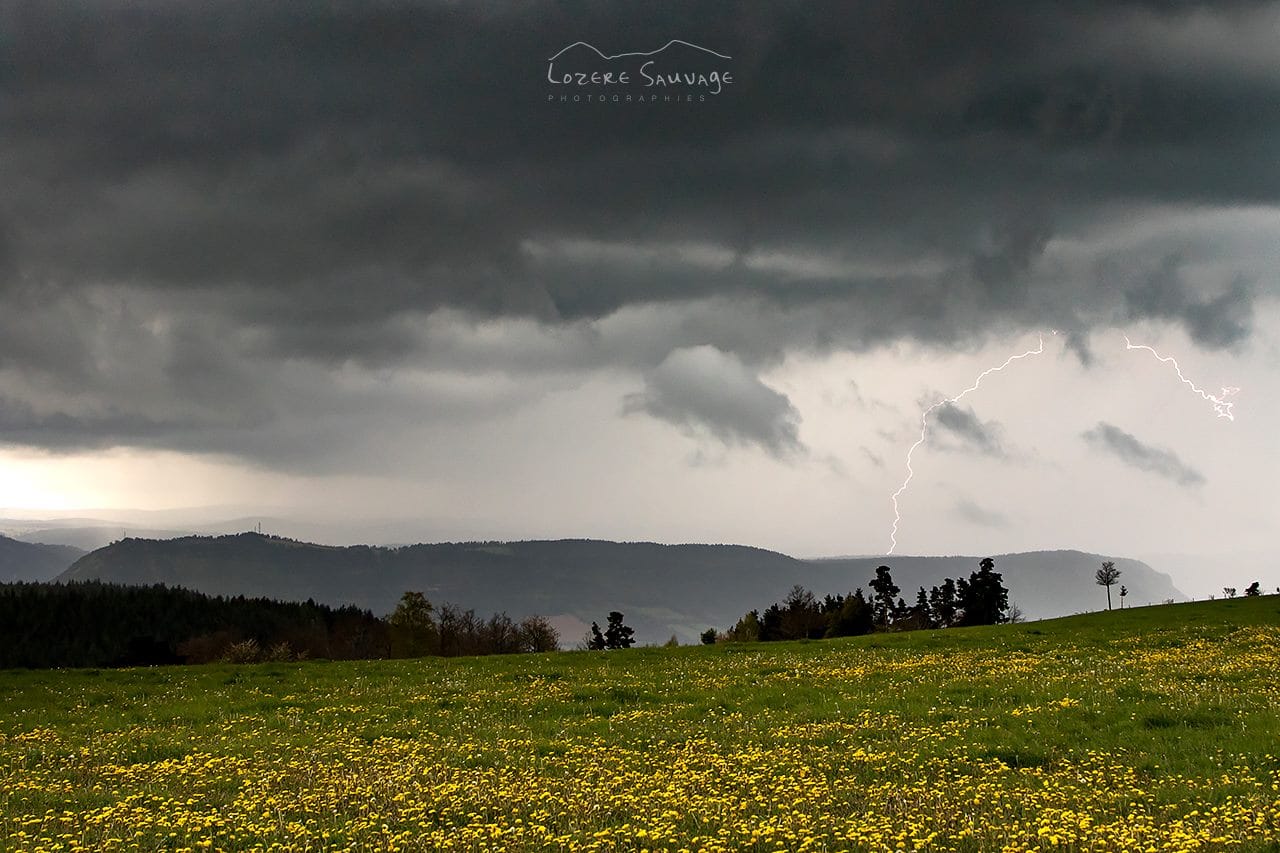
[60,534,1183,642]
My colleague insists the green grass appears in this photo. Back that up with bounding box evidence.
[1,596,1279,851]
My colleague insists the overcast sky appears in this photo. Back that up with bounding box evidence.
[1,1,1277,595]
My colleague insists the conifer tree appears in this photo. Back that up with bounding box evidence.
[957,558,1010,626]
[603,611,635,649]
[1095,561,1121,610]
[869,565,900,628]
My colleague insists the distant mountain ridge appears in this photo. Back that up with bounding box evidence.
[0,535,85,582]
[58,534,1183,643]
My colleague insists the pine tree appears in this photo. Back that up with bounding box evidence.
[869,565,900,628]
[957,558,1010,626]
[825,589,873,638]
[929,578,959,627]
[603,612,635,649]
[759,604,784,641]
[915,587,935,628]
[727,610,761,643]
[1095,561,1121,610]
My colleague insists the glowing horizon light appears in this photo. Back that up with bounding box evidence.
[0,459,89,512]
[1123,334,1240,421]
[887,333,1051,555]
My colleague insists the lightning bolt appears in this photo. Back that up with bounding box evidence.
[887,333,1050,555]
[1123,335,1240,421]
[884,330,1240,555]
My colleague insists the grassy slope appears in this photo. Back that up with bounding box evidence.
[1,597,1278,851]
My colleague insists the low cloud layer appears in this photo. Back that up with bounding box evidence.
[624,346,802,457]
[934,404,1008,458]
[1082,422,1206,487]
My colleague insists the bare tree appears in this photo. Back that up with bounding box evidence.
[1095,561,1122,610]
[518,615,561,653]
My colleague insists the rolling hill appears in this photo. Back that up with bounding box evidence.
[57,534,1183,643]
[0,535,85,582]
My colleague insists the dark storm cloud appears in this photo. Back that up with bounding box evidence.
[1,0,1277,465]
[0,395,177,451]
[934,404,1007,458]
[623,346,802,457]
[1120,256,1254,348]
[1062,330,1095,368]
[1082,422,1206,486]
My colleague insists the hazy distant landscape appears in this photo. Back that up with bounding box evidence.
[0,525,1182,644]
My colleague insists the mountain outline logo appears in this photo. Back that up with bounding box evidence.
[546,40,732,63]
[545,39,735,98]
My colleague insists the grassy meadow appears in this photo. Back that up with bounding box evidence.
[1,596,1278,852]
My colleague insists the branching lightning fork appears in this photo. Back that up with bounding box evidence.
[887,333,1050,555]
[885,331,1240,555]
[1123,335,1239,421]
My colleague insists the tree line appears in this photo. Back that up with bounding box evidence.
[708,558,1012,643]
[385,591,560,657]
[0,582,559,669]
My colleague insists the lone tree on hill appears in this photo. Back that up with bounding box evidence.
[1245,582,1261,597]
[604,611,635,649]
[1119,585,1128,609]
[1095,561,1122,610]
